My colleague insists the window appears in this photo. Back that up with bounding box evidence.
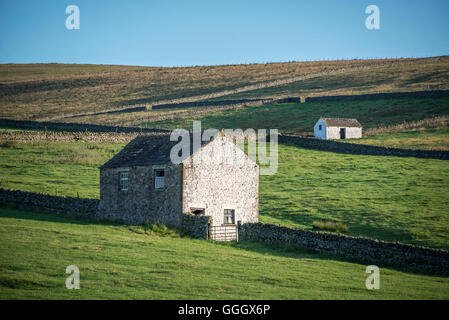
[154,169,165,189]
[319,125,322,131]
[119,171,129,191]
[223,209,235,225]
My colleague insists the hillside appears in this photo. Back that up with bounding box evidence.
[211,57,449,101]
[1,57,448,124]
[1,208,448,299]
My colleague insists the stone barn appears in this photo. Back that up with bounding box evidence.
[314,118,362,140]
[97,131,259,228]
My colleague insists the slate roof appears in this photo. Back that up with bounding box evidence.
[321,118,362,128]
[100,133,216,169]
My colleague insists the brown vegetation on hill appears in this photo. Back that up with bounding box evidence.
[1,57,447,122]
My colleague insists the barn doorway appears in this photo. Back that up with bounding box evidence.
[190,208,205,216]
[340,128,346,139]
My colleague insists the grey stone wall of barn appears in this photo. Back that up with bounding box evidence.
[96,163,184,226]
[238,222,449,274]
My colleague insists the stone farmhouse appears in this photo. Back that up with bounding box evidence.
[97,131,259,228]
[314,118,362,140]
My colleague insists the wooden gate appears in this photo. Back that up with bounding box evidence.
[209,225,238,242]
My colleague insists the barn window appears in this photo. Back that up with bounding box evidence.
[223,209,235,225]
[119,171,129,191]
[154,169,165,189]
[319,125,322,130]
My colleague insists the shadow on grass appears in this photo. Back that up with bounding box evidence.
[218,240,449,278]
[0,204,121,227]
[0,204,184,238]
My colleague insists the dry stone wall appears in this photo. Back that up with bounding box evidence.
[0,188,99,218]
[0,130,141,143]
[279,135,449,160]
[238,222,449,274]
[0,118,169,134]
[305,89,449,103]
[181,213,212,239]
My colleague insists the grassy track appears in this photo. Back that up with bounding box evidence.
[1,141,448,249]
[0,208,448,299]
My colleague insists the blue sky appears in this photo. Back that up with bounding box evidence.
[0,0,448,66]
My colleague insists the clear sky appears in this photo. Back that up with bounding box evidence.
[0,0,448,66]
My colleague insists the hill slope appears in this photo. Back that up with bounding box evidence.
[1,208,448,299]
[1,57,448,122]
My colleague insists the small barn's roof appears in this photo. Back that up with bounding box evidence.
[321,118,362,128]
[100,131,222,169]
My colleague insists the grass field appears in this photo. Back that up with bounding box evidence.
[259,144,449,250]
[351,127,449,150]
[0,141,124,198]
[0,208,448,299]
[1,140,448,250]
[144,96,449,134]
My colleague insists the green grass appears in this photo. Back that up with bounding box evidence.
[259,145,449,250]
[312,220,349,233]
[0,140,448,249]
[0,141,124,198]
[0,208,448,299]
[145,97,449,134]
[352,127,449,150]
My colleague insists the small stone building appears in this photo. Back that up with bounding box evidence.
[97,132,259,227]
[314,118,362,140]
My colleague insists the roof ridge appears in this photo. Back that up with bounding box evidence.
[320,118,362,128]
